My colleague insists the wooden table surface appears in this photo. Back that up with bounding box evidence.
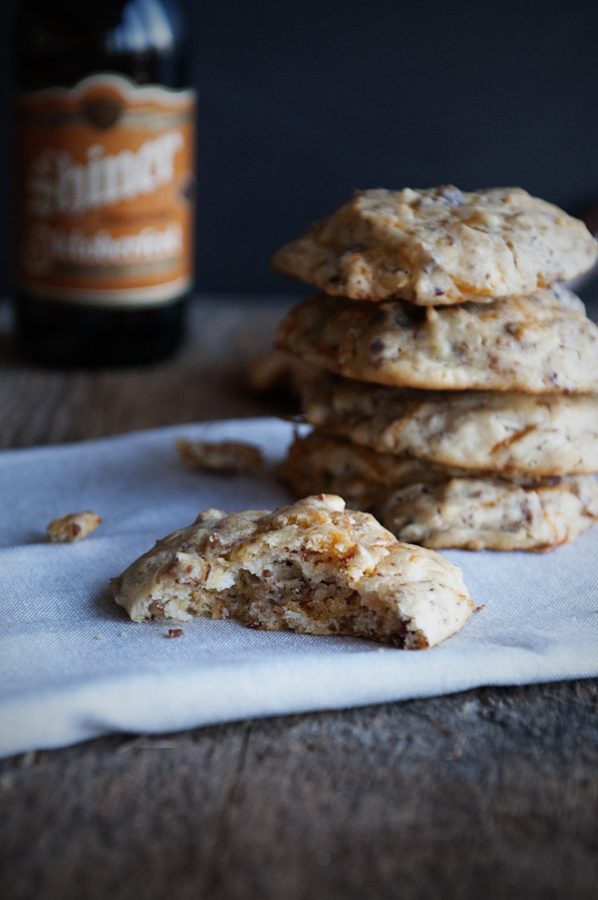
[1,296,597,900]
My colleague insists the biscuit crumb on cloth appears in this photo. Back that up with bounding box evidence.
[111,494,474,648]
[176,438,264,475]
[165,628,184,639]
[46,511,101,543]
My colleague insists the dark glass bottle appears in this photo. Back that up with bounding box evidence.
[13,0,195,367]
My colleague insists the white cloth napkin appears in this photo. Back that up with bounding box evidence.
[1,417,597,759]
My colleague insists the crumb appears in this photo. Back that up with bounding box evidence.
[475,604,487,613]
[47,510,101,543]
[165,628,184,639]
[176,438,264,475]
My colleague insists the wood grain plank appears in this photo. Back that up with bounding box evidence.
[0,684,596,900]
[0,296,295,447]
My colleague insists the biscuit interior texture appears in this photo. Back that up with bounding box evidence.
[112,495,474,648]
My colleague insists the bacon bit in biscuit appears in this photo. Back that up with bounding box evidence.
[47,511,101,543]
[176,438,264,475]
[165,628,184,639]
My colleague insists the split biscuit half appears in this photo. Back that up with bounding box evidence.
[112,494,474,648]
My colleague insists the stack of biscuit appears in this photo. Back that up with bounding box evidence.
[273,185,598,551]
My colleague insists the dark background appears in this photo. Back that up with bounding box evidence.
[2,0,598,295]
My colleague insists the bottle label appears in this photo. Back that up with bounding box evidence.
[15,73,196,306]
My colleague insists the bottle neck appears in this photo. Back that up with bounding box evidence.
[15,0,188,90]
[17,0,182,32]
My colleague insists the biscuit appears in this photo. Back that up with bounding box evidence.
[176,439,264,475]
[112,494,474,648]
[383,477,598,552]
[46,511,101,542]
[280,431,480,509]
[280,433,598,551]
[272,187,598,304]
[298,369,598,476]
[277,287,598,394]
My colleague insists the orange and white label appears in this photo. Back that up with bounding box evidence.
[15,73,196,306]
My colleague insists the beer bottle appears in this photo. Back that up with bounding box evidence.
[13,0,196,366]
